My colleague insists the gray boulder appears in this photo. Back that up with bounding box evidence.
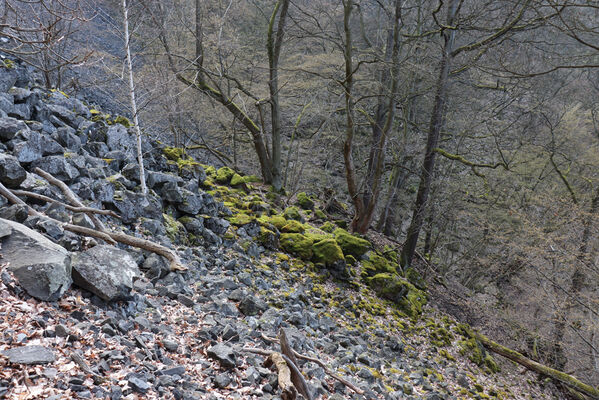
[2,346,55,365]
[0,117,27,141]
[106,124,134,153]
[0,218,71,301]
[0,67,17,92]
[13,130,42,163]
[40,135,65,156]
[56,126,81,152]
[0,153,26,187]
[71,245,141,302]
[32,156,80,182]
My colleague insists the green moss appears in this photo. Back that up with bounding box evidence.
[112,115,131,127]
[1,59,14,69]
[438,348,456,361]
[258,214,288,230]
[279,233,313,260]
[366,273,427,318]
[320,221,336,233]
[163,213,183,242]
[204,165,217,178]
[314,208,326,219]
[215,166,236,183]
[404,267,427,290]
[281,220,305,233]
[296,192,314,210]
[258,227,278,249]
[345,254,357,265]
[230,173,245,186]
[334,228,370,258]
[361,253,395,278]
[312,238,344,266]
[283,206,303,221]
[226,212,254,226]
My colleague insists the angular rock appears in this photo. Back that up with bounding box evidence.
[40,135,65,156]
[56,127,81,152]
[0,67,17,93]
[32,155,80,182]
[0,218,71,301]
[13,130,42,163]
[207,344,236,369]
[71,245,141,302]
[2,346,55,365]
[106,124,134,153]
[0,153,26,187]
[46,104,79,129]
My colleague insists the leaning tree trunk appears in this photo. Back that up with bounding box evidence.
[400,0,457,269]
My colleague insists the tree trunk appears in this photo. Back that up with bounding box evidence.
[400,0,457,268]
[122,0,147,195]
[348,0,402,234]
[267,0,290,192]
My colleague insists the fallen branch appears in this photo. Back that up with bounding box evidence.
[264,352,297,400]
[12,190,120,218]
[476,333,599,399]
[34,167,107,231]
[0,182,185,270]
[279,329,313,400]
[261,333,364,395]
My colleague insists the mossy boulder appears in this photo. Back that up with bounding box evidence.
[279,233,313,260]
[334,228,370,258]
[258,214,287,230]
[230,173,246,186]
[283,206,304,222]
[258,227,279,250]
[226,212,254,226]
[361,252,396,278]
[312,238,344,265]
[404,267,427,290]
[314,208,326,219]
[296,192,314,210]
[320,221,336,233]
[163,213,185,243]
[163,146,185,161]
[215,167,236,183]
[366,273,427,318]
[281,220,305,233]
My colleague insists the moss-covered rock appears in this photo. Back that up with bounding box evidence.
[281,220,305,233]
[366,273,427,318]
[230,173,245,186]
[163,213,185,243]
[334,228,370,258]
[215,166,236,183]
[279,233,313,260]
[296,192,314,210]
[361,253,396,278]
[283,206,304,222]
[314,208,326,219]
[226,212,254,226]
[321,221,336,233]
[258,214,288,230]
[258,227,279,250]
[404,267,427,290]
[312,238,344,265]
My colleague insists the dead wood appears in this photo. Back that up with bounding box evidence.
[476,333,599,399]
[34,167,107,231]
[279,329,313,400]
[264,352,297,400]
[0,181,185,270]
[12,190,120,218]
[261,333,365,395]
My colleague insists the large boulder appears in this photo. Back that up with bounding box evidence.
[0,218,71,301]
[71,245,141,302]
[106,124,135,153]
[0,153,27,187]
[32,155,80,182]
[0,117,27,141]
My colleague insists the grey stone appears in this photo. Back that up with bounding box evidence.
[0,117,27,141]
[214,373,231,388]
[177,190,203,215]
[0,153,26,187]
[40,135,64,156]
[2,345,55,365]
[71,245,141,302]
[10,103,30,120]
[72,213,95,229]
[163,339,179,352]
[0,93,14,114]
[0,67,17,92]
[128,376,150,394]
[204,217,230,235]
[106,124,134,153]
[239,295,267,316]
[13,130,42,163]
[112,190,162,224]
[56,127,81,152]
[0,218,71,301]
[83,141,109,157]
[156,366,185,376]
[46,104,79,129]
[32,156,80,182]
[147,171,182,189]
[207,344,236,369]
[0,204,29,222]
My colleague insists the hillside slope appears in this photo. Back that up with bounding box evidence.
[0,56,564,400]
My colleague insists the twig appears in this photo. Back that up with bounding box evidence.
[12,190,120,218]
[264,352,297,400]
[34,167,107,231]
[279,329,312,400]
[260,333,364,395]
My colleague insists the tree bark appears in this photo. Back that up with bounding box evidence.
[400,0,457,268]
[122,0,147,195]
[267,0,290,192]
